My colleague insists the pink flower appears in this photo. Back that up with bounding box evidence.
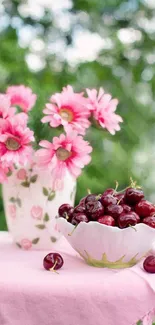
[8,204,16,219]
[86,88,123,135]
[36,129,92,190]
[0,94,16,119]
[0,161,10,183]
[7,85,37,113]
[21,238,32,250]
[42,85,91,135]
[31,206,43,220]
[0,114,34,166]
[17,168,27,180]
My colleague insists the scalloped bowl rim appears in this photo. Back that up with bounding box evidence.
[57,217,155,234]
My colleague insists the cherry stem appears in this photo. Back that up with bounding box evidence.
[130,177,141,189]
[95,194,101,200]
[114,181,119,192]
[87,188,91,194]
[65,212,69,220]
[49,259,59,274]
[68,225,77,236]
[117,199,122,205]
[129,224,137,232]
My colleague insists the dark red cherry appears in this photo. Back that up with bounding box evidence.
[124,187,144,205]
[58,204,72,219]
[135,200,155,218]
[143,216,155,228]
[115,193,124,204]
[66,207,74,222]
[86,201,104,220]
[98,215,115,226]
[43,253,64,271]
[121,204,132,213]
[100,194,117,207]
[85,194,98,204]
[74,204,86,214]
[118,212,139,229]
[79,197,86,207]
[102,188,115,196]
[105,204,123,219]
[143,255,155,273]
[72,213,89,225]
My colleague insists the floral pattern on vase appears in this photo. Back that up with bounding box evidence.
[31,206,43,220]
[3,165,76,250]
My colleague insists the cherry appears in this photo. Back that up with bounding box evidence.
[115,193,124,204]
[143,255,155,273]
[66,208,74,222]
[98,215,115,226]
[79,197,86,207]
[135,200,155,218]
[85,194,99,204]
[143,216,155,228]
[74,204,86,214]
[72,213,89,225]
[118,212,139,229]
[105,204,123,219]
[125,187,144,205]
[58,204,73,219]
[86,201,104,220]
[121,204,132,213]
[43,253,64,271]
[100,194,117,207]
[102,188,115,196]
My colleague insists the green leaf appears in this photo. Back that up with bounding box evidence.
[136,321,142,325]
[30,174,38,183]
[35,224,45,229]
[16,198,22,208]
[48,191,55,201]
[43,187,48,196]
[32,237,40,244]
[9,197,16,203]
[16,242,21,248]
[21,181,30,188]
[44,213,50,222]
[50,236,57,243]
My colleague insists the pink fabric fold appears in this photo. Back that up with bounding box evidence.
[0,232,155,325]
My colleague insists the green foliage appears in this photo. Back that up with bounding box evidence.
[0,0,155,229]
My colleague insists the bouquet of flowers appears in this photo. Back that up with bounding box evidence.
[0,85,123,189]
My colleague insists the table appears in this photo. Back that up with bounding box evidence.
[0,232,155,325]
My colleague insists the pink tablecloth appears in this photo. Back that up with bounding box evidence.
[0,232,155,325]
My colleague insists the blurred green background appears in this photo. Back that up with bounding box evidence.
[0,0,155,230]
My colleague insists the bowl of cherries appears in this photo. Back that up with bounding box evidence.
[56,182,155,269]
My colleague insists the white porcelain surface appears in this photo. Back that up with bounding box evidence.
[57,218,155,268]
[3,168,76,250]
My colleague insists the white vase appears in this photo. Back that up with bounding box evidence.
[2,166,76,250]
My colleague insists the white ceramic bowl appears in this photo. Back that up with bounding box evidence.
[57,218,155,268]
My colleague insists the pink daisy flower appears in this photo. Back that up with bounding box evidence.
[0,114,34,166]
[42,85,91,135]
[6,85,37,113]
[0,94,16,119]
[86,88,123,135]
[36,128,92,190]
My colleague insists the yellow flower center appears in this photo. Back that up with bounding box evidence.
[6,137,21,151]
[59,108,73,122]
[56,148,71,161]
